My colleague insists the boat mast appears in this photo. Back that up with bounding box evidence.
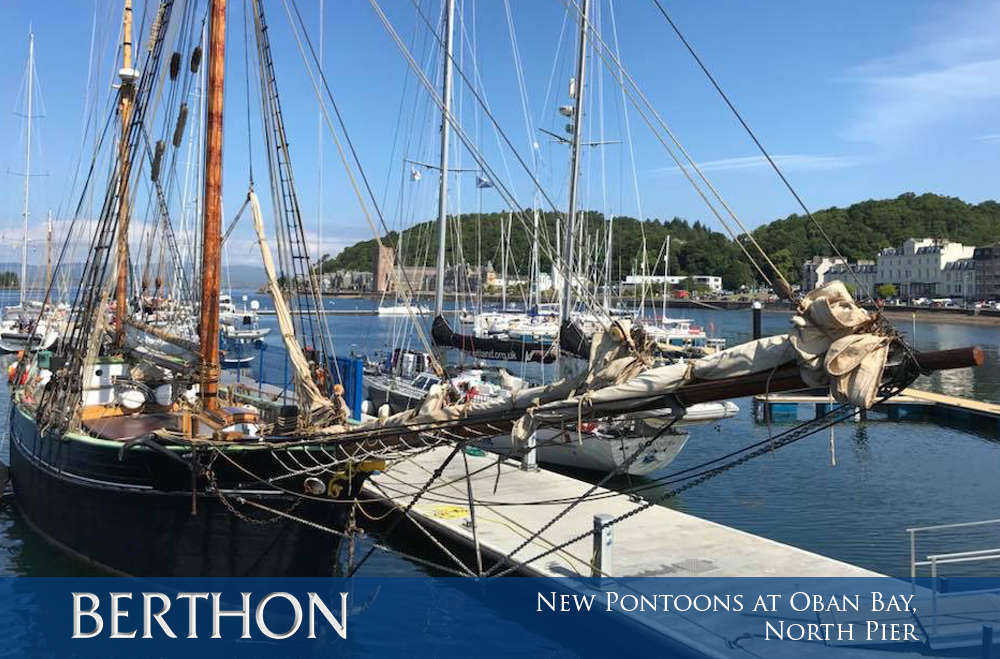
[433,0,455,321]
[501,211,509,310]
[198,0,226,410]
[45,211,52,294]
[19,31,34,308]
[113,0,136,347]
[531,208,540,308]
[560,0,589,323]
[661,234,670,320]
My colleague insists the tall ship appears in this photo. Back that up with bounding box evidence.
[6,0,980,579]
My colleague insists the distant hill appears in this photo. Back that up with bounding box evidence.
[325,193,1000,289]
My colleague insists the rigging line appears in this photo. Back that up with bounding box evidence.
[648,0,872,303]
[562,0,786,295]
[348,441,468,577]
[482,415,681,576]
[282,0,441,372]
[564,0,775,291]
[235,497,471,577]
[491,384,912,577]
[389,0,617,326]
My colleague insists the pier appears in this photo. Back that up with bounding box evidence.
[753,388,1000,433]
[364,446,878,579]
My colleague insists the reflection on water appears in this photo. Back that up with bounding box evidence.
[2,291,999,578]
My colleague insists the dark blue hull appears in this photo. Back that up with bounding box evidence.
[8,406,360,576]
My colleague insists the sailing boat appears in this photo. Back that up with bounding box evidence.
[0,32,60,354]
[370,0,737,474]
[5,0,439,576]
[6,0,981,577]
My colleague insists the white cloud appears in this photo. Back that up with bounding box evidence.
[977,133,1000,143]
[841,2,1000,145]
[651,154,860,176]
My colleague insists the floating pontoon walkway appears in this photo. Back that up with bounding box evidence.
[753,388,1000,432]
[365,445,878,579]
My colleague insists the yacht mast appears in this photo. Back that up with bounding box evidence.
[113,0,136,346]
[433,0,455,319]
[45,211,52,294]
[198,0,226,410]
[560,0,589,323]
[19,32,34,308]
[661,235,670,319]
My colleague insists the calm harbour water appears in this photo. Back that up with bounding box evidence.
[1,291,998,579]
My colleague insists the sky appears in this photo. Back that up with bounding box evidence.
[0,0,998,266]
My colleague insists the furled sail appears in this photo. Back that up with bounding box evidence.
[248,189,332,421]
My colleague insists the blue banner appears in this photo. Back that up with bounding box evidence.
[1,577,998,657]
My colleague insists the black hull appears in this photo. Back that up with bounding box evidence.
[366,379,422,414]
[8,407,360,576]
[431,315,557,364]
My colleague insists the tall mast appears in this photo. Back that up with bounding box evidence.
[560,0,589,323]
[45,211,52,294]
[433,0,455,319]
[661,234,670,320]
[20,32,34,308]
[531,208,540,309]
[113,0,136,346]
[501,211,509,310]
[198,0,226,410]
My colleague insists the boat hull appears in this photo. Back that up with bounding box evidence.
[8,407,357,576]
[474,428,688,476]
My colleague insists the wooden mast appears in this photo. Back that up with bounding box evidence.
[198,0,226,410]
[113,0,135,347]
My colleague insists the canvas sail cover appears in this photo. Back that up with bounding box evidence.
[248,190,332,421]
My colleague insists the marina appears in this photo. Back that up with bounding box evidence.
[2,0,1000,656]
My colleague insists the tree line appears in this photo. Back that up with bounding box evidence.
[325,193,1000,290]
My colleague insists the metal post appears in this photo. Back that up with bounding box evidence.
[910,530,916,581]
[752,300,762,339]
[433,0,455,319]
[592,513,614,578]
[521,431,538,472]
[560,0,590,323]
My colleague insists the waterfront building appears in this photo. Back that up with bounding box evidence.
[826,261,876,298]
[801,256,846,291]
[876,238,974,299]
[973,244,1000,300]
[940,258,977,299]
[621,274,724,292]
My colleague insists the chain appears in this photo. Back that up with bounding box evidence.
[490,382,913,578]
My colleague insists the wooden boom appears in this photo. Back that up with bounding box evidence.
[674,346,984,407]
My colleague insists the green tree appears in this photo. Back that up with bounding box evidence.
[877,283,897,299]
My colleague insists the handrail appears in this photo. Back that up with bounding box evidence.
[908,518,1000,580]
[907,518,1000,534]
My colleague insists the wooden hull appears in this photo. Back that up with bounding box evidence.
[8,406,360,576]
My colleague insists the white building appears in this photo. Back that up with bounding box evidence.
[940,258,976,299]
[876,238,974,299]
[826,261,876,298]
[801,256,846,291]
[622,274,723,292]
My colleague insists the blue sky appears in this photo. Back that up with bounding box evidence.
[0,0,998,265]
